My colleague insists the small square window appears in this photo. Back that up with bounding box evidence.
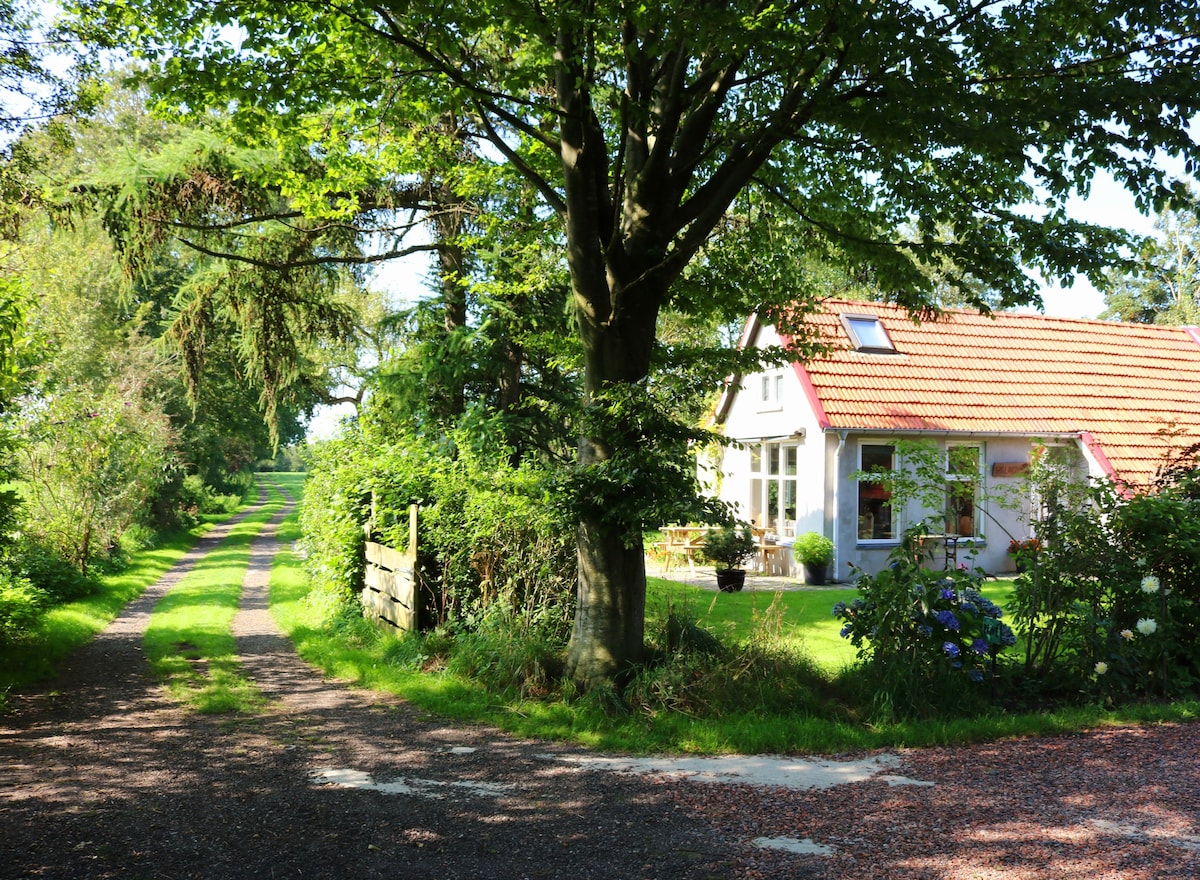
[841,314,897,353]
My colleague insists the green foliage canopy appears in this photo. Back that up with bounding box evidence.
[1101,188,1200,325]
[65,0,1200,684]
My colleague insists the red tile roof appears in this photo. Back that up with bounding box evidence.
[782,300,1200,488]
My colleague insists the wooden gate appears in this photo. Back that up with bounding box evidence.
[361,504,418,632]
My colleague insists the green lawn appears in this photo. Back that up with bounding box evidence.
[647,575,1017,671]
[646,577,859,669]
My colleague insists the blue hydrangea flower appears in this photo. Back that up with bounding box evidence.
[943,641,960,658]
[839,624,852,638]
[917,624,933,638]
[971,638,990,655]
[964,589,1004,618]
[832,602,847,617]
[940,588,956,601]
[935,610,960,631]
[968,669,984,683]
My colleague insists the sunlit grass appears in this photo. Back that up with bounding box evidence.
[143,495,284,713]
[646,575,1018,673]
[0,524,229,695]
[259,471,306,499]
[646,577,861,671]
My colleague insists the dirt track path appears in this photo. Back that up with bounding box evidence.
[2,481,1199,880]
[0,483,729,880]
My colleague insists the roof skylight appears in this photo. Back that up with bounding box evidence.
[841,313,897,353]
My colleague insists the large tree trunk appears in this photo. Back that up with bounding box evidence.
[567,515,648,687]
[562,286,660,686]
[555,14,674,686]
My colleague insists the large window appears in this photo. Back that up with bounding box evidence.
[858,444,896,540]
[945,445,982,538]
[749,441,800,535]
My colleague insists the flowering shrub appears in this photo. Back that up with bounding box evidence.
[834,531,1015,718]
[1007,537,1041,554]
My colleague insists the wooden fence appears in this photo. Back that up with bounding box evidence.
[361,504,418,632]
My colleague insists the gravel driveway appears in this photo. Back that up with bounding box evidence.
[2,488,1198,879]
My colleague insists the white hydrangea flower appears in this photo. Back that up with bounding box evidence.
[1136,618,1158,635]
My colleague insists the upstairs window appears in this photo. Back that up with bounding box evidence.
[758,372,783,410]
[841,314,897,353]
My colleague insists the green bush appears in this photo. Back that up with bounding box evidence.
[298,430,378,616]
[1011,446,1200,702]
[835,530,1015,721]
[794,532,834,567]
[700,526,757,570]
[0,572,49,643]
[14,539,99,603]
[300,424,577,640]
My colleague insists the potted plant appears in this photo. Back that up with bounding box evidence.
[700,526,758,592]
[1007,536,1040,573]
[793,532,834,584]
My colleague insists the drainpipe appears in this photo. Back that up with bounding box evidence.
[833,430,847,582]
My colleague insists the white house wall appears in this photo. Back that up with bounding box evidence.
[713,325,828,576]
[833,434,1043,581]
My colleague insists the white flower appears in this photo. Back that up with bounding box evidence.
[1094,661,1109,675]
[1136,618,1158,635]
[1141,575,1161,594]
[1120,629,1134,641]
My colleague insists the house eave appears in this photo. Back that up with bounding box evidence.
[820,427,1086,441]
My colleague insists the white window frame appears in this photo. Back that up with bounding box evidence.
[749,440,802,536]
[841,313,898,353]
[945,443,984,540]
[756,372,783,412]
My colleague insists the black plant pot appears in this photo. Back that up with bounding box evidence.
[801,562,828,585]
[715,569,746,592]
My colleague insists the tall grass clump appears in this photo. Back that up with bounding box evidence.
[621,595,827,720]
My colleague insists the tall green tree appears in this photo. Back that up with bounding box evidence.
[71,0,1200,684]
[9,214,179,570]
[1101,190,1200,325]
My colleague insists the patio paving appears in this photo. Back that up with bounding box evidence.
[644,554,852,592]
